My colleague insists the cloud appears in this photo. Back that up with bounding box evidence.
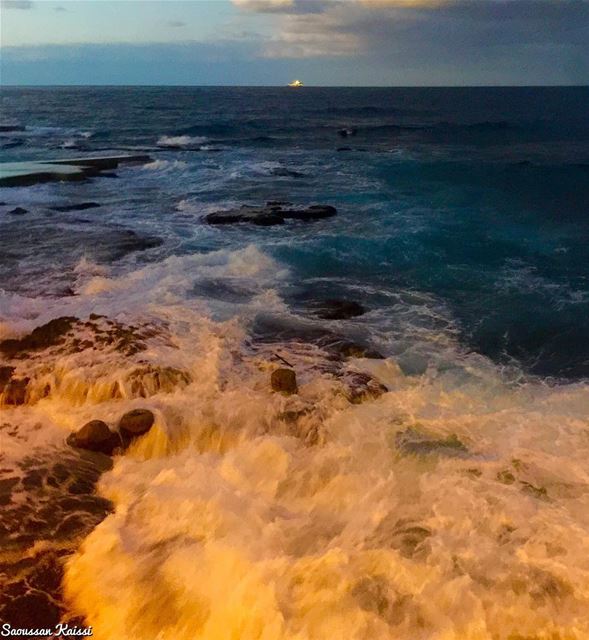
[1,0,34,9]
[233,0,589,61]
[167,20,187,28]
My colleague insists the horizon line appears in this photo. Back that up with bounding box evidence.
[2,83,588,89]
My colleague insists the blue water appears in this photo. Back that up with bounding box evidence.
[2,86,589,379]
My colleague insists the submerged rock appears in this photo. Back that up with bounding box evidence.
[395,428,469,458]
[205,202,337,226]
[2,377,30,406]
[118,409,155,437]
[344,371,387,404]
[66,420,120,455]
[315,299,366,320]
[270,167,306,178]
[0,366,15,393]
[50,202,101,212]
[0,317,78,358]
[338,128,357,137]
[271,368,298,395]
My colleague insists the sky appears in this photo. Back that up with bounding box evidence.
[1,0,588,86]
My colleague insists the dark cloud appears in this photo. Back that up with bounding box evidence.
[231,0,589,84]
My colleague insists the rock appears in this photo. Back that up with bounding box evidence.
[0,366,15,393]
[8,207,27,215]
[118,408,155,438]
[205,202,337,226]
[338,128,357,137]
[280,205,337,221]
[270,167,306,178]
[315,299,366,320]
[0,316,78,358]
[66,420,120,455]
[50,202,101,212]
[395,428,469,458]
[271,368,298,395]
[344,371,387,404]
[2,377,29,405]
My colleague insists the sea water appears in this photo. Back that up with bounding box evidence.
[1,86,589,639]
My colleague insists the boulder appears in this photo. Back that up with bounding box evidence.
[66,420,120,455]
[118,408,155,437]
[315,299,366,320]
[271,368,298,395]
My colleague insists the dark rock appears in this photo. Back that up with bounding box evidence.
[0,589,62,629]
[3,377,29,405]
[270,167,306,178]
[0,365,15,393]
[0,124,25,132]
[316,299,366,320]
[280,205,337,221]
[0,316,78,358]
[118,408,155,438]
[1,140,24,149]
[271,368,298,395]
[50,202,101,212]
[205,202,337,226]
[266,201,293,207]
[66,420,120,455]
[8,207,28,215]
[338,128,357,137]
[395,428,469,458]
[344,371,387,404]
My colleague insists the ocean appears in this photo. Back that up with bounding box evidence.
[1,86,589,638]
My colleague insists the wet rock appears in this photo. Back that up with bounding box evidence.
[395,428,469,458]
[3,377,30,406]
[205,202,337,226]
[66,420,120,455]
[118,408,155,438]
[0,588,62,629]
[50,202,101,212]
[271,368,298,395]
[8,207,28,215]
[270,167,306,178]
[344,371,387,404]
[0,316,78,358]
[0,124,25,132]
[338,127,357,137]
[315,299,366,320]
[0,365,15,393]
[126,365,191,397]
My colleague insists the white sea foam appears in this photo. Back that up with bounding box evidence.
[157,135,208,148]
[2,246,589,639]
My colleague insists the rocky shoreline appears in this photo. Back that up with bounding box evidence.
[0,308,392,626]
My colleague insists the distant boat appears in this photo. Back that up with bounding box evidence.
[288,79,303,88]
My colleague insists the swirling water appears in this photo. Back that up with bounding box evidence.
[1,86,589,639]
